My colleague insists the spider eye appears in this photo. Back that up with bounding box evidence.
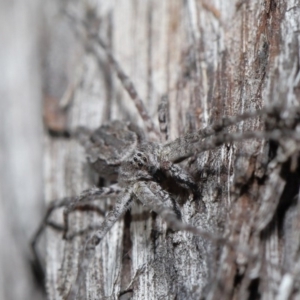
[138,162,143,167]
[137,153,142,157]
[143,157,147,162]
[133,157,138,162]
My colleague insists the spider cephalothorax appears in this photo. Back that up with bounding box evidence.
[77,120,144,181]
[119,142,162,185]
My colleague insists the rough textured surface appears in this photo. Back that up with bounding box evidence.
[0,1,44,300]
[20,0,300,299]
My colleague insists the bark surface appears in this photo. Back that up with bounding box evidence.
[0,1,44,300]
[40,1,300,300]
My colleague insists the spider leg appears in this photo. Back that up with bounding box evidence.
[64,10,159,138]
[92,36,160,138]
[142,178,182,220]
[62,184,122,239]
[31,185,122,277]
[133,181,235,248]
[160,160,198,194]
[162,105,290,162]
[30,196,74,281]
[133,181,194,231]
[185,105,286,142]
[134,181,255,256]
[158,95,169,142]
[163,127,300,163]
[66,190,133,300]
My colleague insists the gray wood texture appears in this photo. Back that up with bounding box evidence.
[1,0,300,300]
[0,1,44,300]
[42,1,300,299]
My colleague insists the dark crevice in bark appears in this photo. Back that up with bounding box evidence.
[150,212,160,256]
[238,176,255,198]
[118,289,133,300]
[247,278,261,300]
[267,140,279,163]
[276,160,300,231]
[97,177,105,188]
[47,128,71,138]
[233,272,244,290]
[262,159,300,239]
[120,209,133,292]
[28,257,46,293]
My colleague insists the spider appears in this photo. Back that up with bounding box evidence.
[31,10,300,300]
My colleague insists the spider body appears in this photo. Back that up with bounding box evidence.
[35,93,300,300]
[60,122,200,299]
[78,120,144,181]
[36,96,292,300]
[119,142,161,184]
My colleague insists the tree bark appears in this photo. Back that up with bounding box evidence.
[42,1,300,300]
[0,1,44,300]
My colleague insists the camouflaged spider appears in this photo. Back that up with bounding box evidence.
[32,94,204,299]
[35,102,297,300]
[32,24,207,297]
[31,15,300,299]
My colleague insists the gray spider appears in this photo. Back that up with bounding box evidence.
[31,12,300,299]
[32,98,282,300]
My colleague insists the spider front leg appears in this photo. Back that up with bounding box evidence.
[160,160,198,194]
[66,190,133,300]
[134,181,251,248]
[62,184,121,239]
[133,181,191,231]
[158,95,169,142]
[31,185,122,277]
[30,196,76,280]
[163,125,300,174]
[162,105,300,163]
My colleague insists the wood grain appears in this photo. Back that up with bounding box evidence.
[41,1,300,300]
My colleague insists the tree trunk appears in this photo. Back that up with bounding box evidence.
[0,1,44,300]
[42,1,300,300]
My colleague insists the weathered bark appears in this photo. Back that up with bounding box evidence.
[0,1,44,300]
[42,1,300,300]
